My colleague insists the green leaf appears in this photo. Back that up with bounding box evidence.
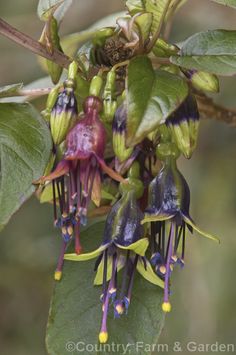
[171,30,236,76]
[0,83,23,99]
[0,103,52,230]
[125,0,145,14]
[46,222,165,355]
[126,56,188,146]
[211,0,236,8]
[145,0,172,33]
[37,0,73,22]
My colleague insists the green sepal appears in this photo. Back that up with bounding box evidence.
[115,237,149,256]
[141,213,174,225]
[39,182,56,204]
[94,255,113,285]
[64,244,109,261]
[137,259,164,288]
[94,254,125,285]
[183,215,220,244]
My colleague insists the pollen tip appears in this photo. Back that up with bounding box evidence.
[99,331,108,344]
[54,270,62,281]
[162,302,171,313]
[115,304,124,315]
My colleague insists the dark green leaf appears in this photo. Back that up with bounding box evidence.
[126,56,188,146]
[37,0,73,22]
[0,83,23,99]
[46,222,165,355]
[211,0,236,8]
[171,30,236,76]
[0,103,52,230]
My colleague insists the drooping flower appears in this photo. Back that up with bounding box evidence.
[64,164,164,343]
[142,143,220,312]
[39,96,125,280]
[166,95,199,159]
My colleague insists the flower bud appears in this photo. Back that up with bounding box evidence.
[166,95,199,159]
[182,69,219,93]
[103,70,117,122]
[50,79,78,145]
[112,104,133,162]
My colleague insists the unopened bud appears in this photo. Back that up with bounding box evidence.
[183,69,219,93]
[166,95,199,159]
[103,70,117,122]
[50,80,78,145]
[112,104,133,162]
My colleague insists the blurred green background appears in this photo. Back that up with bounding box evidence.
[0,1,236,354]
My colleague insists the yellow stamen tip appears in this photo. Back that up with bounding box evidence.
[115,304,124,315]
[54,271,62,281]
[162,302,171,313]
[159,265,166,275]
[99,331,108,344]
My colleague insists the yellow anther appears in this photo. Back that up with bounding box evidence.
[115,304,124,315]
[67,225,73,236]
[62,226,67,235]
[109,288,116,295]
[162,302,171,313]
[171,255,178,263]
[62,212,68,218]
[99,331,108,344]
[54,271,62,281]
[159,265,166,275]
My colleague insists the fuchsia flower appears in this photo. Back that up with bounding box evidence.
[142,154,220,312]
[40,96,125,279]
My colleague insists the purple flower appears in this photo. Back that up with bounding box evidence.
[39,96,125,280]
[142,157,219,312]
[64,186,163,343]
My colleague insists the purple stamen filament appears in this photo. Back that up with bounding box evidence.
[164,222,175,303]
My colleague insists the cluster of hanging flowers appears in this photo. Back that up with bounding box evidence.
[37,61,219,344]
